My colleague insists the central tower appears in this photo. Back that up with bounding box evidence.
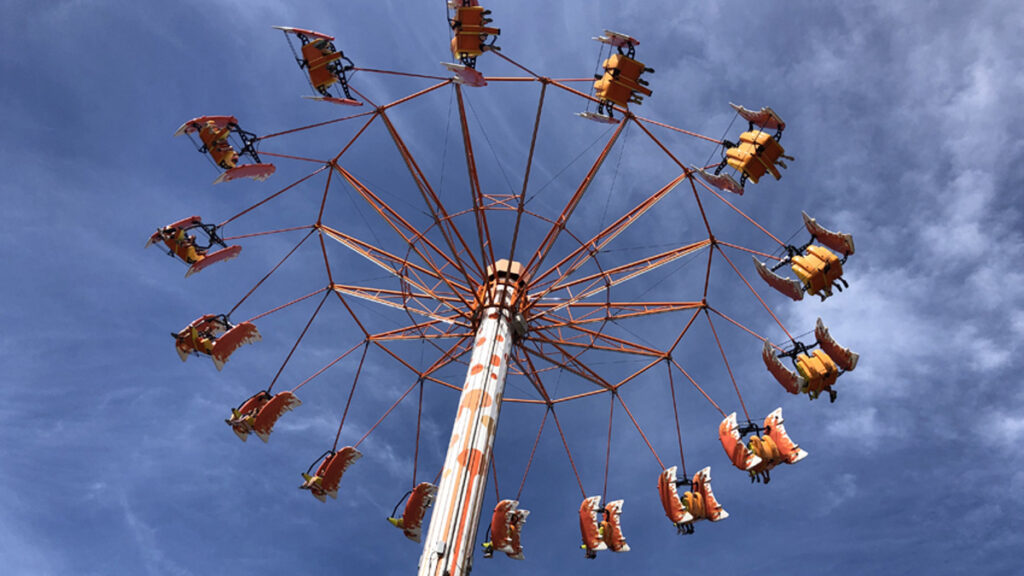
[418,259,527,576]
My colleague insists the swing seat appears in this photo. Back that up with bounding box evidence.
[694,166,745,195]
[718,412,763,471]
[578,496,607,553]
[212,163,276,185]
[693,467,728,522]
[301,95,362,106]
[388,482,438,543]
[186,245,242,277]
[795,349,839,396]
[576,111,619,124]
[729,103,786,132]
[251,391,301,442]
[802,212,855,256]
[490,499,529,559]
[300,446,362,502]
[762,341,805,394]
[792,245,843,299]
[815,318,859,372]
[754,256,805,301]
[657,466,692,525]
[763,408,807,465]
[442,61,487,87]
[603,499,629,553]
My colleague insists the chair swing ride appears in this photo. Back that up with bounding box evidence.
[152,2,861,574]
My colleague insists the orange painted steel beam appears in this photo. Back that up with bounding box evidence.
[504,81,547,279]
[714,243,794,342]
[535,301,703,329]
[529,172,689,291]
[521,117,628,280]
[328,165,476,306]
[454,84,498,274]
[378,109,485,279]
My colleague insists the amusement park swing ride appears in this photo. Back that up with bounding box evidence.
[151,3,859,574]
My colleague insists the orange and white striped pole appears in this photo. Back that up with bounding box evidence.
[418,260,524,576]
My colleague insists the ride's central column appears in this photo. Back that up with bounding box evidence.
[419,260,525,576]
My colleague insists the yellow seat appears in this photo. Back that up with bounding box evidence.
[795,349,838,397]
[792,245,843,297]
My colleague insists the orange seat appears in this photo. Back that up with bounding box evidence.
[489,499,529,559]
[593,54,652,109]
[603,500,629,552]
[796,349,839,397]
[302,40,343,90]
[300,446,362,502]
[161,228,202,264]
[718,412,762,471]
[388,482,437,542]
[726,131,787,183]
[579,496,607,555]
[792,244,843,298]
[198,122,239,169]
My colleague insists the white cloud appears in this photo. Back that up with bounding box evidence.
[824,407,900,451]
[120,495,193,576]
[817,472,858,516]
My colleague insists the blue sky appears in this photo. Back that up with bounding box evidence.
[2,1,1023,575]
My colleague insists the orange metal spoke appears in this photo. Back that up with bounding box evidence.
[530,172,689,291]
[669,357,726,417]
[505,81,547,275]
[378,109,484,277]
[668,307,704,355]
[490,50,540,78]
[611,355,666,390]
[258,109,377,141]
[329,111,381,164]
[526,330,661,360]
[515,409,548,501]
[332,284,469,325]
[291,340,366,394]
[717,240,784,261]
[629,116,686,170]
[529,241,710,317]
[221,225,315,242]
[259,150,329,164]
[550,388,611,404]
[634,114,722,145]
[383,79,454,111]
[219,165,329,227]
[534,301,703,330]
[353,67,451,81]
[714,243,794,342]
[329,165,476,302]
[521,117,628,279]
[522,339,614,392]
[556,322,667,358]
[320,225,470,307]
[706,306,777,349]
[454,84,497,272]
[705,310,750,422]
[373,308,467,336]
[229,229,317,316]
[615,392,665,470]
[550,405,587,497]
[692,176,786,246]
[511,347,553,404]
[267,292,331,393]
[246,286,329,323]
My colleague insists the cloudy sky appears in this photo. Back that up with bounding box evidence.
[2,1,1022,575]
